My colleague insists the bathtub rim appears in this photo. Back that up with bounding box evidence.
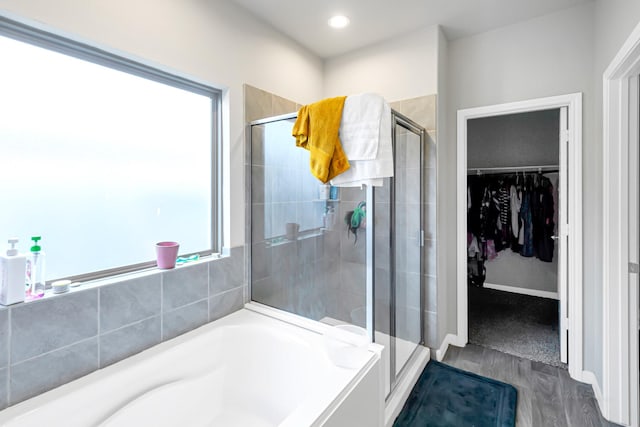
[244,301,384,427]
[0,303,383,426]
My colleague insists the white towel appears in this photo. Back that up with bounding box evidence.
[338,93,384,161]
[331,100,393,188]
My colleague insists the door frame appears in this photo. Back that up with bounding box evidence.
[602,19,640,427]
[455,93,584,380]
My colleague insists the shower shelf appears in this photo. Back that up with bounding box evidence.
[312,199,340,202]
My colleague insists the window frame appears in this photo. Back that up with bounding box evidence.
[0,15,222,283]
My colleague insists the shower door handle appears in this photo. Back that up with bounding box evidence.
[551,235,559,240]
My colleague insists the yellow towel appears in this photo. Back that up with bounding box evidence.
[292,96,350,183]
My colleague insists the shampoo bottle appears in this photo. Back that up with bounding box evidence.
[0,238,27,306]
[25,236,46,301]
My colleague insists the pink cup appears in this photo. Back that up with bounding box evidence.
[155,241,180,269]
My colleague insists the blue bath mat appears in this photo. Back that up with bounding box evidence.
[393,361,517,427]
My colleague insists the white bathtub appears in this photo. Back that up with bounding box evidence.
[0,306,383,427]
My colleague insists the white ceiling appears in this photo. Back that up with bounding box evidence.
[230,0,593,58]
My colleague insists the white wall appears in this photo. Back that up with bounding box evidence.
[447,2,597,374]
[436,25,450,353]
[0,0,324,249]
[592,0,640,402]
[323,26,438,101]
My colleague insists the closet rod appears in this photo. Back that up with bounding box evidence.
[467,164,559,175]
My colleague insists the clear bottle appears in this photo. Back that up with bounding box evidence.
[326,206,336,230]
[25,236,46,301]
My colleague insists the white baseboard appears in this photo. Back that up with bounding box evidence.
[483,282,559,300]
[435,333,464,361]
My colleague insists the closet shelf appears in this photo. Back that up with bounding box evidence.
[467,165,559,175]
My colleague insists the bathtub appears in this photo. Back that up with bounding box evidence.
[0,306,383,427]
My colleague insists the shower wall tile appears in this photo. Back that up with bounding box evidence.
[398,170,421,206]
[424,274,437,313]
[423,239,437,281]
[244,84,273,123]
[162,300,209,341]
[272,94,297,116]
[322,230,341,261]
[0,368,7,410]
[10,338,98,405]
[99,316,161,368]
[425,131,437,168]
[210,248,244,295]
[1,250,247,409]
[340,187,365,202]
[423,167,437,205]
[0,308,8,369]
[297,237,317,264]
[395,271,421,311]
[100,275,161,333]
[251,165,265,203]
[250,242,271,282]
[424,310,438,348]
[251,203,266,242]
[209,287,244,322]
[11,290,98,363]
[251,277,283,308]
[296,258,317,292]
[341,229,365,264]
[424,202,436,238]
[244,84,297,125]
[251,125,265,166]
[395,237,421,274]
[270,241,297,290]
[397,94,437,131]
[315,258,340,294]
[162,263,208,312]
[340,262,367,296]
[335,290,366,327]
[374,267,391,303]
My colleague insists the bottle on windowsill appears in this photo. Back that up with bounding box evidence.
[25,236,46,301]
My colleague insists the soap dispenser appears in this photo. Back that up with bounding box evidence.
[0,238,27,305]
[25,236,46,301]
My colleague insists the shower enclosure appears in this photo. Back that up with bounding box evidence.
[248,110,427,399]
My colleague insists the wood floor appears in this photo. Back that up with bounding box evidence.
[441,344,619,427]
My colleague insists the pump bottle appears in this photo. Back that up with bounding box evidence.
[25,236,46,301]
[0,238,27,305]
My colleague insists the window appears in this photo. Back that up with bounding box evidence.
[0,17,221,281]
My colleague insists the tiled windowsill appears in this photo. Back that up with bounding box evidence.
[6,253,227,307]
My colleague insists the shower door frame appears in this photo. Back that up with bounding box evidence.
[245,110,427,392]
[384,111,426,398]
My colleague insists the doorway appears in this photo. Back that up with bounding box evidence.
[456,93,584,380]
[465,109,563,365]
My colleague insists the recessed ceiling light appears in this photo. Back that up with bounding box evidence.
[328,15,350,29]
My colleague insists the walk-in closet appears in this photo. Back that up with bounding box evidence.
[466,109,564,367]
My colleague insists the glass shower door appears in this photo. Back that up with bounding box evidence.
[249,116,367,329]
[374,113,424,399]
[393,121,423,377]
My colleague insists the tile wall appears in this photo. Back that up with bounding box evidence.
[0,247,245,409]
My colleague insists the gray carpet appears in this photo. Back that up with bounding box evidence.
[468,286,566,368]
